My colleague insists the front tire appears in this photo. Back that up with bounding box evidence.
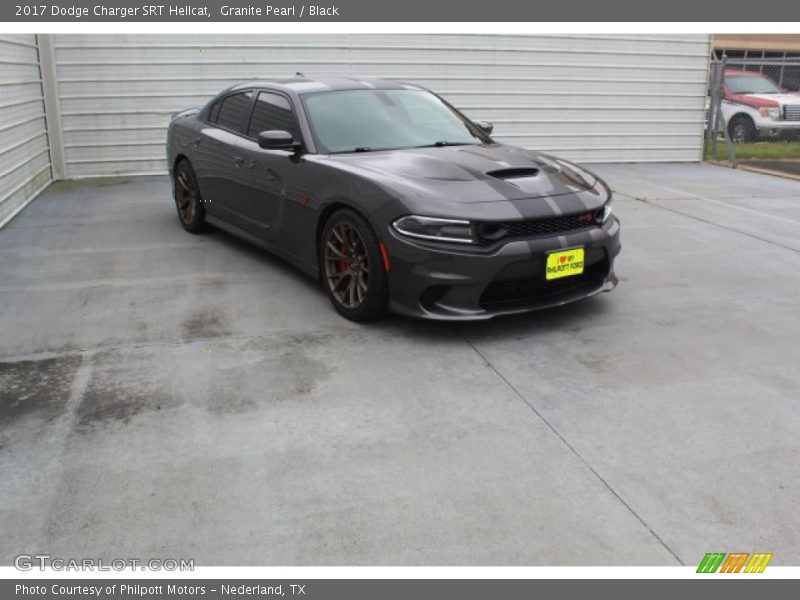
[728,115,757,143]
[780,130,800,141]
[173,159,208,233]
[319,209,389,322]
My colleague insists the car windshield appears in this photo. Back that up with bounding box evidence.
[726,74,782,94]
[303,89,486,153]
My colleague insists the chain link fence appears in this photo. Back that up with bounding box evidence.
[706,52,800,177]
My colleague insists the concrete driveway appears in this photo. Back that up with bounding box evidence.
[1,164,798,565]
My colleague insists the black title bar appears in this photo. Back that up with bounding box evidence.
[5,579,799,600]
[4,0,800,22]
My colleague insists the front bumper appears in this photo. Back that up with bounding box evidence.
[756,120,800,133]
[384,217,621,320]
[754,118,800,132]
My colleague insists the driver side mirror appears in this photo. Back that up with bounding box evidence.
[258,130,302,151]
[474,120,494,135]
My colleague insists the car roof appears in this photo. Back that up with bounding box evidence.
[226,76,427,95]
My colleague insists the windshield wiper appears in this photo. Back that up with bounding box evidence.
[338,142,476,154]
[416,141,475,148]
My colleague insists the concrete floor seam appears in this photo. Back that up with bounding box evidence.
[610,192,800,203]
[614,191,800,255]
[622,178,800,227]
[33,353,95,547]
[0,326,357,364]
[455,328,685,566]
[0,271,273,293]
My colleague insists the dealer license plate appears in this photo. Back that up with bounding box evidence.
[545,247,585,280]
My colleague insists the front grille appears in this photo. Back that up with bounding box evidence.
[476,211,599,245]
[785,105,800,121]
[479,259,608,309]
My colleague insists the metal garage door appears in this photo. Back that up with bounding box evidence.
[0,35,51,226]
[48,34,711,178]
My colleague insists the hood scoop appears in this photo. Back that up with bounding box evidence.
[486,167,548,194]
[486,167,540,180]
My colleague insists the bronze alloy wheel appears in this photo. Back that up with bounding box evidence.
[173,160,206,232]
[323,221,370,309]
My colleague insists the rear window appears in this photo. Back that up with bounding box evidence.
[214,91,254,132]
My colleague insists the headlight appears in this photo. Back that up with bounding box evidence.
[597,203,613,225]
[758,106,781,121]
[392,215,475,244]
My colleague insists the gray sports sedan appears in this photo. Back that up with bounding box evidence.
[167,76,620,321]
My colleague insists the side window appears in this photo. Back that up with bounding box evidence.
[216,91,254,133]
[247,92,301,141]
[208,100,221,123]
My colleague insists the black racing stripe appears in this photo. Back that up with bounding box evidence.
[547,192,598,215]
[482,178,533,203]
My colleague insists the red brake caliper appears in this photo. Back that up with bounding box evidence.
[338,231,349,273]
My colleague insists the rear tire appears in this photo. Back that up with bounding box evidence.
[728,115,757,143]
[319,209,389,322]
[173,159,208,233]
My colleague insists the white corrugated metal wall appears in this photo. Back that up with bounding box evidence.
[13,34,712,182]
[0,35,51,226]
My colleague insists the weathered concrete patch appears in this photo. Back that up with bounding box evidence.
[204,335,333,415]
[47,177,132,193]
[30,330,678,565]
[76,352,181,432]
[181,306,231,340]
[0,356,82,424]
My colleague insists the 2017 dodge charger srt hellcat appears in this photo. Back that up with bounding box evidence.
[167,77,620,321]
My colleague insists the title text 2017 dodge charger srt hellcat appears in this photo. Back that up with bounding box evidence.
[167,77,621,321]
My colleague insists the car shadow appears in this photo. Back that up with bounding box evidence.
[202,226,323,296]
[373,294,615,346]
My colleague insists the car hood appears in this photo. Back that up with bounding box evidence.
[731,92,800,106]
[325,144,599,204]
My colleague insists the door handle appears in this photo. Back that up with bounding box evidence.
[233,155,244,167]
